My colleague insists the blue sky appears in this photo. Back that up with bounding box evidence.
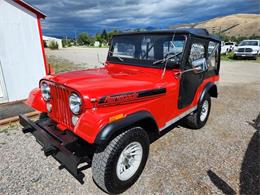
[26,0,260,37]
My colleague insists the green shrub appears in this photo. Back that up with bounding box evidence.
[221,51,235,61]
[48,40,59,50]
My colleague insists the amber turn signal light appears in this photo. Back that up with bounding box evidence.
[109,114,125,123]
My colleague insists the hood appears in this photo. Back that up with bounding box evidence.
[46,64,164,100]
[237,45,259,50]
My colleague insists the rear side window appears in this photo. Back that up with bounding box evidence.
[189,43,205,62]
[208,41,219,70]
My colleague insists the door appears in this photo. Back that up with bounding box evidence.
[0,60,8,103]
[178,38,207,109]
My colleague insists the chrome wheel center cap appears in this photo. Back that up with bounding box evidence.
[116,142,143,181]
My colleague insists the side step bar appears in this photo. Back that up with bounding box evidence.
[19,114,91,184]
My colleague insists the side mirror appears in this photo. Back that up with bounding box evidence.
[191,58,207,73]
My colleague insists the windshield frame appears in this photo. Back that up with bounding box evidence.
[107,33,188,69]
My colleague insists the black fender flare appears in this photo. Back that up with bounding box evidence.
[94,111,158,145]
[199,82,218,104]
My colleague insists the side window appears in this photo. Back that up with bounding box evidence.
[208,41,219,70]
[187,42,205,68]
[190,43,205,61]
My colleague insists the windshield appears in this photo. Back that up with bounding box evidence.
[107,34,186,68]
[239,41,258,46]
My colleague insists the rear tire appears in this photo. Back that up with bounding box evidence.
[92,127,150,194]
[183,93,211,129]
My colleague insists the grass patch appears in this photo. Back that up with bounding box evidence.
[0,123,18,134]
[221,52,260,63]
[47,55,87,74]
[221,52,235,61]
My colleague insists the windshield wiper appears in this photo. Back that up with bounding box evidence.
[153,52,182,65]
[108,51,124,62]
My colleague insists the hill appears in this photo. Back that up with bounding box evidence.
[171,14,260,37]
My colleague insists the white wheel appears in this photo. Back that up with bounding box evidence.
[200,100,209,122]
[92,127,149,194]
[116,142,143,181]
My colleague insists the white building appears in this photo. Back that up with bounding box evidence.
[94,41,101,47]
[43,35,63,49]
[0,0,47,104]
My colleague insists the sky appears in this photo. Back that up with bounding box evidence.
[26,0,260,37]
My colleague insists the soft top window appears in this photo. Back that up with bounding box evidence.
[108,34,186,68]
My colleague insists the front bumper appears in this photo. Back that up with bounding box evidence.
[19,115,93,184]
[235,52,258,57]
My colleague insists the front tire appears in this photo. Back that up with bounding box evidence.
[183,93,211,129]
[92,127,150,194]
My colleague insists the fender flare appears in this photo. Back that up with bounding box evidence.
[199,82,218,104]
[94,111,158,145]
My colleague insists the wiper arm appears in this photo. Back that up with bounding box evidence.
[114,55,124,62]
[153,52,182,65]
[108,51,124,62]
[153,58,166,65]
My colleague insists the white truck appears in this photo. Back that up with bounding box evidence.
[221,42,237,54]
[234,40,260,60]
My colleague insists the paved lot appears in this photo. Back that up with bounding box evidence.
[0,48,259,194]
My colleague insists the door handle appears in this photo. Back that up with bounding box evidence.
[174,68,202,79]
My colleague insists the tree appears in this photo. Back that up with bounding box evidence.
[77,32,90,45]
[101,29,108,43]
[89,36,95,46]
[107,29,120,43]
[95,33,103,47]
[48,40,59,50]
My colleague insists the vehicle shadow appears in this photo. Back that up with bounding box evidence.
[207,113,260,194]
[207,170,236,194]
[151,122,180,143]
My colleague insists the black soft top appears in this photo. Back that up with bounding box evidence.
[115,28,220,42]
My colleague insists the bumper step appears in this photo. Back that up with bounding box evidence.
[19,114,92,184]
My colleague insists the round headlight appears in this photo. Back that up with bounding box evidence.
[41,82,50,101]
[69,93,82,114]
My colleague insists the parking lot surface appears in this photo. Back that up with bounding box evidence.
[0,48,259,194]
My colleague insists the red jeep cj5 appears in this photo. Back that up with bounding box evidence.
[20,29,220,194]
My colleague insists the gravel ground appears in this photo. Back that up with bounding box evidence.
[45,47,109,68]
[0,48,259,194]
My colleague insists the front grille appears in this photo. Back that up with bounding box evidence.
[245,48,253,52]
[238,48,253,52]
[48,83,73,130]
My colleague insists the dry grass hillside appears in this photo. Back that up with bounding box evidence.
[172,14,260,37]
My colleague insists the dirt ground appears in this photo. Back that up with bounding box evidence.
[0,48,259,194]
[45,47,109,68]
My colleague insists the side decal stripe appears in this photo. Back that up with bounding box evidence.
[98,88,166,105]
